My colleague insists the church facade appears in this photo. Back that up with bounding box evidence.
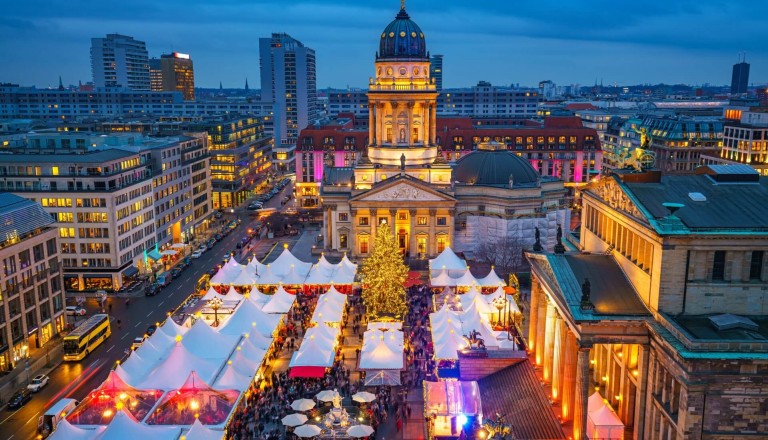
[319,4,570,259]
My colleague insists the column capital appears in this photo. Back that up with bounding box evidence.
[428,208,437,216]
[408,208,417,216]
[350,208,358,217]
[389,209,397,218]
[326,203,338,210]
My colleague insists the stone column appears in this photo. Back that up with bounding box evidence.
[573,345,592,440]
[551,316,565,401]
[325,204,337,250]
[535,294,548,367]
[350,208,358,255]
[378,103,386,145]
[368,104,375,145]
[371,208,378,239]
[428,208,437,257]
[389,209,397,238]
[543,301,557,382]
[406,101,414,145]
[430,104,437,145]
[408,209,417,258]
[561,330,578,421]
[634,344,650,440]
[528,279,540,352]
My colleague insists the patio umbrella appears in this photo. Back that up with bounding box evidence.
[351,391,377,403]
[282,413,308,427]
[347,425,375,437]
[316,389,340,402]
[291,398,316,412]
[294,424,322,438]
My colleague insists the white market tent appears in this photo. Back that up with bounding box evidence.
[219,298,282,337]
[587,405,625,440]
[254,266,282,285]
[305,255,357,285]
[477,267,506,287]
[289,336,336,368]
[261,286,296,314]
[47,419,104,440]
[158,317,188,339]
[246,286,271,306]
[453,269,479,287]
[433,328,469,360]
[246,328,275,350]
[99,410,180,440]
[459,287,496,314]
[429,247,467,278]
[184,419,225,440]
[359,336,404,370]
[182,319,240,359]
[247,257,267,276]
[269,249,312,281]
[311,289,348,324]
[213,361,254,391]
[367,321,403,331]
[202,287,226,302]
[230,269,258,286]
[460,307,499,349]
[430,269,456,287]
[221,286,243,303]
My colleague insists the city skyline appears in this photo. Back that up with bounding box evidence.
[1,0,767,90]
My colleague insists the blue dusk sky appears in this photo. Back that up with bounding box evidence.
[1,0,766,90]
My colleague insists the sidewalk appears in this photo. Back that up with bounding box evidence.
[0,338,64,405]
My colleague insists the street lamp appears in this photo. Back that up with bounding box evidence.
[492,296,508,329]
[210,297,223,327]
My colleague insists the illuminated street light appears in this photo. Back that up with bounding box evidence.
[210,297,223,327]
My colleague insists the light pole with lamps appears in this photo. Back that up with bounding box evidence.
[210,297,223,327]
[492,296,508,330]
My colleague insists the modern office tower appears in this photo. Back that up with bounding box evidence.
[90,34,151,90]
[149,58,163,91]
[731,59,750,94]
[0,194,67,373]
[430,54,443,91]
[158,53,195,100]
[259,33,318,172]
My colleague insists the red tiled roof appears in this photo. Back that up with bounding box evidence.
[478,360,566,440]
[565,103,598,111]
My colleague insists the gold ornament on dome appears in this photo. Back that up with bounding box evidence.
[400,31,406,37]
[389,32,395,37]
[411,31,417,37]
[420,32,424,38]
[381,33,386,38]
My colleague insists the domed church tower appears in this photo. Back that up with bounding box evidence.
[365,0,440,167]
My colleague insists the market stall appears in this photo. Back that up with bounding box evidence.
[423,381,482,439]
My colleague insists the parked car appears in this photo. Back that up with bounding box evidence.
[157,274,171,287]
[247,202,263,210]
[8,389,32,409]
[145,283,161,296]
[214,211,223,219]
[198,244,208,253]
[66,306,86,316]
[171,268,183,279]
[27,374,49,393]
[145,324,158,336]
[131,335,147,350]
[191,249,203,259]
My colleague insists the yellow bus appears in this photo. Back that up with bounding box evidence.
[63,314,111,361]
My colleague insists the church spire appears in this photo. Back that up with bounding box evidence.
[245,77,249,92]
[58,75,64,91]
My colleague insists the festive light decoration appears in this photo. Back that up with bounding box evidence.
[359,224,408,319]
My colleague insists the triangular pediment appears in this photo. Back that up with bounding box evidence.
[588,176,645,221]
[351,175,456,203]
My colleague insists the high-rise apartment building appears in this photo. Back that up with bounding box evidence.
[259,33,318,172]
[731,60,750,95]
[430,54,443,91]
[149,53,195,100]
[90,34,151,90]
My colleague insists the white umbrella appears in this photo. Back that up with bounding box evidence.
[351,391,377,403]
[347,425,375,437]
[294,424,322,438]
[316,389,340,402]
[291,398,316,412]
[160,249,178,256]
[171,243,187,249]
[282,413,308,427]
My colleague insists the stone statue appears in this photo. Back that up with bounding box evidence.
[581,278,591,303]
[400,153,406,170]
[350,173,355,187]
[331,390,342,409]
[556,224,562,243]
[533,227,543,252]
[633,127,651,148]
[554,224,565,254]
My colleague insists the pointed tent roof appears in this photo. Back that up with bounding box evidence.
[331,262,357,284]
[359,337,404,370]
[271,248,312,278]
[324,285,348,304]
[290,337,335,367]
[48,419,104,440]
[316,254,336,273]
[433,328,468,360]
[231,269,257,286]
[184,419,225,440]
[254,265,282,285]
[340,253,357,272]
[219,299,281,337]
[281,264,309,285]
[221,285,243,302]
[247,257,267,276]
[117,352,154,385]
[232,340,267,368]
[246,286,271,306]
[429,247,467,274]
[158,317,188,339]
[454,269,479,287]
[430,268,456,287]
[246,328,274,349]
[460,308,499,348]
[210,265,241,285]
[261,286,295,314]
[99,409,179,440]
[223,257,244,272]
[588,391,607,413]
[588,404,624,428]
[478,267,506,287]
[202,287,225,301]
[98,370,142,393]
[461,290,496,315]
[137,343,221,390]
[213,362,253,391]
[182,319,239,359]
[304,323,339,345]
[132,338,168,366]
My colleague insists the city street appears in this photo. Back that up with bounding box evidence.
[0,178,296,440]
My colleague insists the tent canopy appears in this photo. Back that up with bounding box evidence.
[429,247,467,278]
[453,269,479,287]
[261,286,296,314]
[359,337,404,370]
[478,267,506,287]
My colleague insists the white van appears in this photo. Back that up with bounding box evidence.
[37,398,79,438]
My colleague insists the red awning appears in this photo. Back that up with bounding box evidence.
[289,367,327,378]
[404,271,424,287]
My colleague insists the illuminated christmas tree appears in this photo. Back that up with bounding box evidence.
[359,224,409,320]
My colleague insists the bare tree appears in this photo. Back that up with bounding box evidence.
[474,234,526,280]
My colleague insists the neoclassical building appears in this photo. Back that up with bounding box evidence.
[527,165,768,440]
[320,4,569,258]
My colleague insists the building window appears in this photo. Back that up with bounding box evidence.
[359,216,369,226]
[712,250,726,281]
[750,251,764,280]
[339,234,348,249]
[398,212,408,221]
[360,237,369,254]
[338,213,349,222]
[437,236,446,253]
[436,217,447,226]
[417,216,428,226]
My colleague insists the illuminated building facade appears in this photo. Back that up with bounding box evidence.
[701,107,768,176]
[527,166,768,439]
[319,4,569,258]
[149,53,196,100]
[0,194,66,374]
[90,34,150,91]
